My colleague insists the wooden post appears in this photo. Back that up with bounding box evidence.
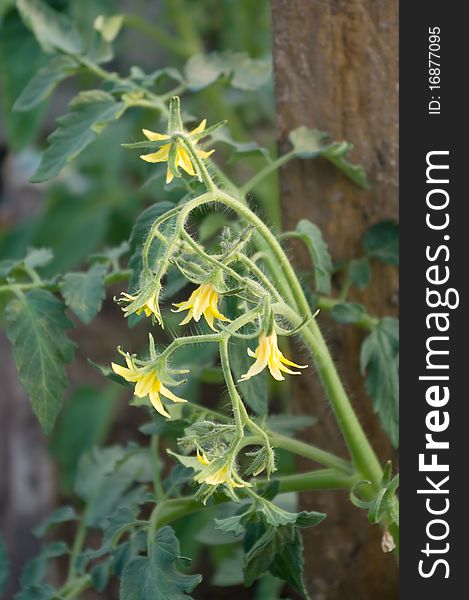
[271,1,398,597]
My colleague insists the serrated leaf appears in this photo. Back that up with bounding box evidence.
[0,534,9,596]
[184,53,226,91]
[16,0,82,54]
[5,290,76,433]
[24,248,54,270]
[33,506,77,538]
[289,127,328,158]
[120,526,202,600]
[75,446,152,527]
[330,302,366,324]
[348,257,372,289]
[229,53,272,91]
[184,51,271,92]
[363,220,399,265]
[289,126,370,188]
[128,201,175,292]
[229,337,268,415]
[360,317,399,447]
[31,90,126,182]
[13,55,78,112]
[295,219,333,294]
[60,263,107,324]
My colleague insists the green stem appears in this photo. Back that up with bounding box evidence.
[176,188,383,488]
[240,151,296,195]
[67,515,87,581]
[154,468,355,527]
[269,432,352,474]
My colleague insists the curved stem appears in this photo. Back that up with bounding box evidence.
[173,187,383,488]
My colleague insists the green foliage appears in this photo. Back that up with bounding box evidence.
[120,526,202,600]
[0,9,46,149]
[49,385,118,491]
[75,446,151,527]
[289,126,370,188]
[295,219,333,294]
[33,506,77,538]
[5,289,76,434]
[31,90,126,182]
[0,534,9,597]
[360,317,399,447]
[184,51,271,91]
[348,257,372,289]
[330,302,366,324]
[16,0,83,54]
[60,263,107,324]
[13,55,79,111]
[363,220,399,266]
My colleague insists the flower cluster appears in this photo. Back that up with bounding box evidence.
[111,98,310,497]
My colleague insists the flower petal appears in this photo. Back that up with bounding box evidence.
[177,147,196,176]
[160,384,187,404]
[190,119,207,136]
[111,362,139,382]
[149,390,171,418]
[140,144,170,163]
[142,129,170,141]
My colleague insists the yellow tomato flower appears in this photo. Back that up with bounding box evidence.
[240,329,308,382]
[139,120,214,184]
[111,354,186,418]
[172,282,229,331]
[196,450,244,488]
[119,291,159,319]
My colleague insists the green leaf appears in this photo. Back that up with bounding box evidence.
[184,53,226,91]
[49,385,118,491]
[360,317,399,447]
[33,506,77,538]
[199,213,228,242]
[363,220,399,266]
[289,126,370,188]
[295,219,333,294]
[229,337,268,414]
[94,14,124,42]
[268,528,308,598]
[0,534,9,596]
[120,526,202,600]
[31,90,126,183]
[0,10,46,149]
[5,290,76,434]
[75,446,152,527]
[184,51,271,92]
[24,248,54,270]
[128,201,175,292]
[330,302,366,324]
[229,53,272,91]
[289,127,328,158]
[321,141,370,189]
[348,257,372,289]
[13,55,78,111]
[60,263,107,324]
[16,0,83,54]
